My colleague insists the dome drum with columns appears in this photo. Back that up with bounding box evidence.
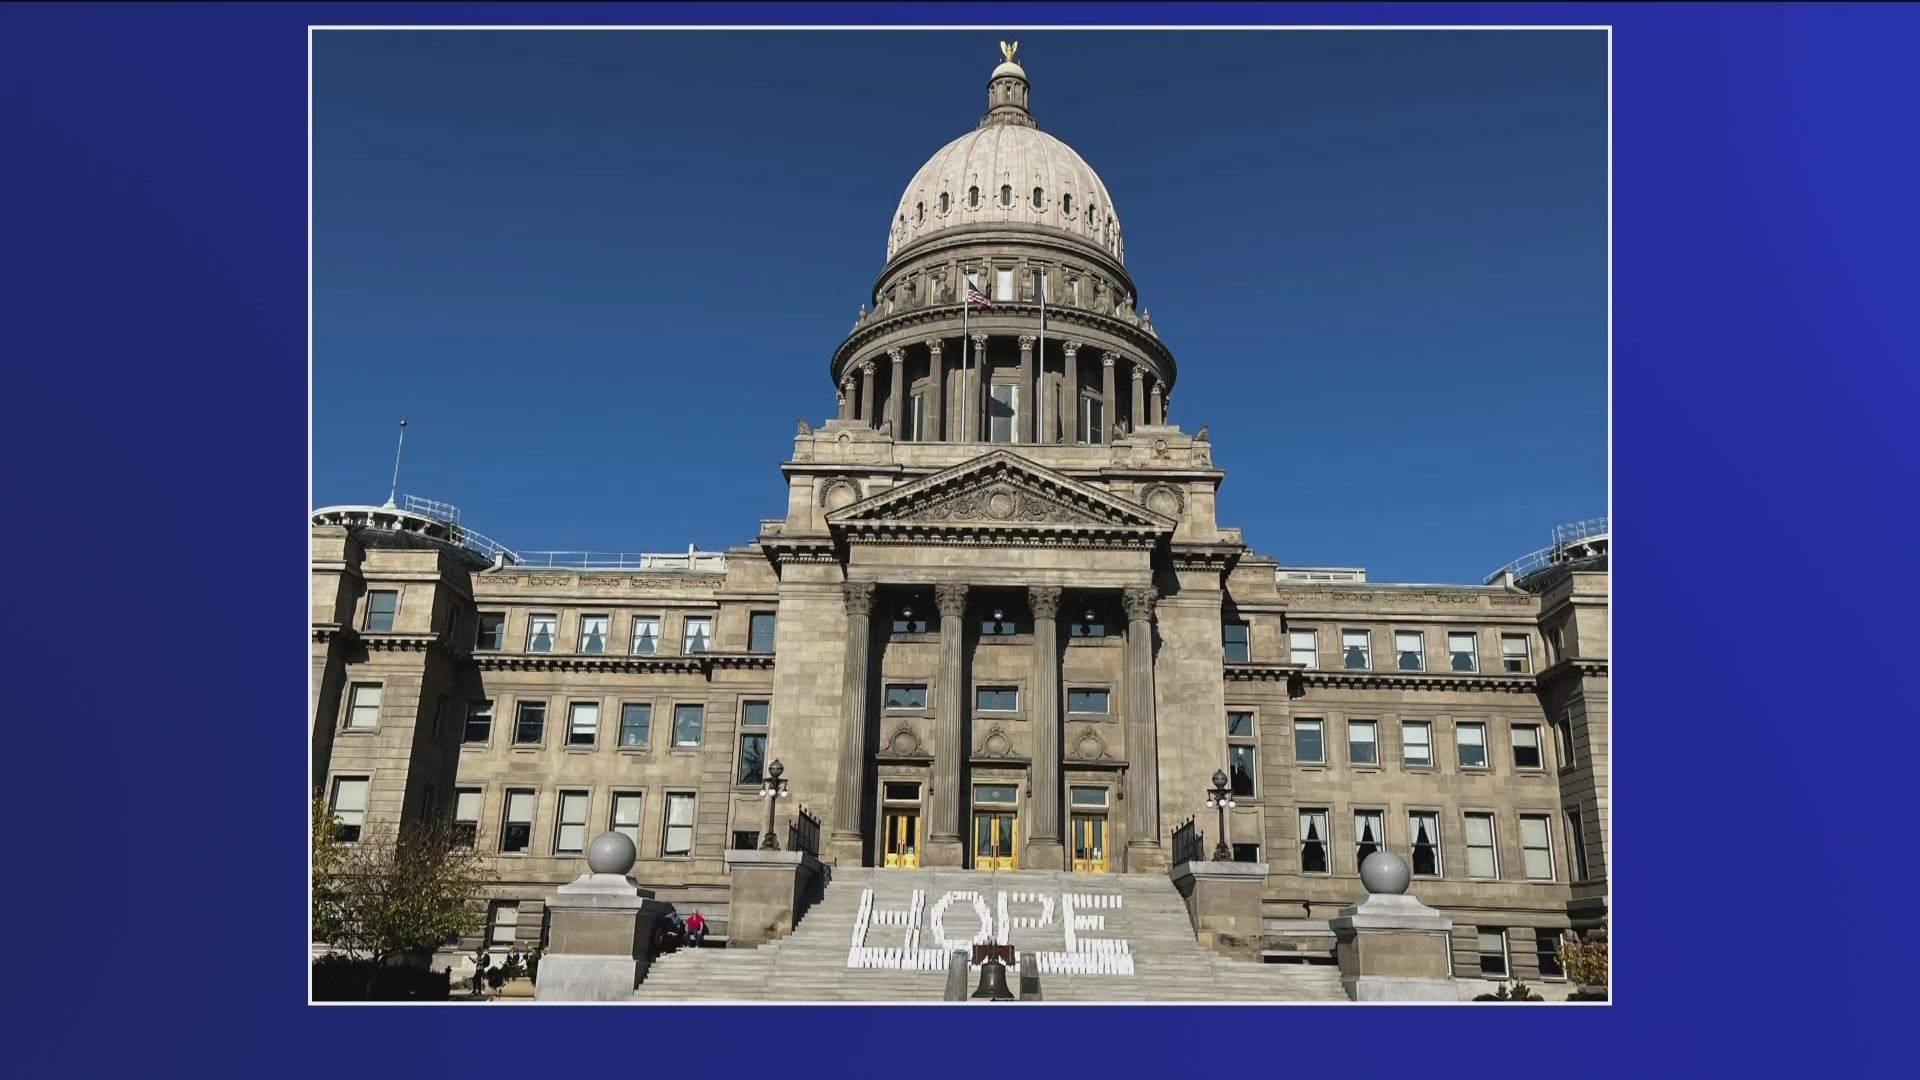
[832,49,1172,446]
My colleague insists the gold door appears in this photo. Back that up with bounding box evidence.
[1071,814,1108,874]
[973,812,1018,871]
[883,810,920,868]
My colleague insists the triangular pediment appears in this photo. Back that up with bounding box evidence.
[826,451,1176,537]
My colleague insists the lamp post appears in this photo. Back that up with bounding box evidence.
[1205,769,1235,861]
[759,759,789,850]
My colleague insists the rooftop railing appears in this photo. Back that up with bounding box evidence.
[511,549,729,572]
[1485,516,1609,586]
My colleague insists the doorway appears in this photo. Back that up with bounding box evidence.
[972,783,1019,870]
[881,779,922,868]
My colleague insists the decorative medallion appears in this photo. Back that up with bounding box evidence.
[887,726,923,756]
[1141,483,1185,517]
[1072,728,1109,761]
[987,491,1017,519]
[977,726,1015,758]
[820,477,861,510]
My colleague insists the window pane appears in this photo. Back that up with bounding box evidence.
[1069,689,1109,713]
[1404,722,1431,766]
[1410,812,1440,876]
[1395,632,1422,670]
[568,703,598,746]
[515,702,545,744]
[988,384,1017,442]
[1479,930,1507,976]
[885,684,927,709]
[366,591,397,631]
[738,733,766,785]
[741,701,769,728]
[683,618,711,654]
[673,704,704,746]
[1458,724,1487,767]
[1513,726,1542,768]
[1521,816,1554,880]
[1449,633,1477,671]
[477,613,505,650]
[1229,745,1256,796]
[975,784,1017,804]
[884,782,920,802]
[1342,631,1369,670]
[1226,711,1253,737]
[1299,811,1329,873]
[528,615,555,653]
[1070,786,1107,807]
[632,618,659,655]
[346,684,381,729]
[1355,811,1383,867]
[455,790,483,821]
[749,613,777,653]
[331,778,368,813]
[977,687,1017,711]
[1349,721,1377,765]
[1537,934,1565,978]
[1295,720,1323,763]
[620,703,651,747]
[463,701,492,743]
[1466,814,1497,877]
[1223,623,1250,663]
[1290,631,1316,667]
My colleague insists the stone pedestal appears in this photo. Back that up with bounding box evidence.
[1170,860,1267,960]
[536,833,674,1002]
[1330,851,1455,1002]
[723,849,823,947]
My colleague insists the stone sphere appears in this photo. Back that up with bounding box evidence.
[1359,850,1411,895]
[587,831,637,875]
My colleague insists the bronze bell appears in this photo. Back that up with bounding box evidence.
[971,957,1015,1001]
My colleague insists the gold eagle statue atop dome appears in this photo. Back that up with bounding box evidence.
[1000,40,1018,63]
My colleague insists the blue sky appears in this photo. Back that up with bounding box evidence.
[313,29,1606,583]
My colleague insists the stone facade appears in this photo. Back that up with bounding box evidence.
[310,49,1608,981]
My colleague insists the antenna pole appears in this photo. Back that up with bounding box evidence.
[383,418,408,509]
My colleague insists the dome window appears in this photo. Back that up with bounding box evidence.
[969,186,980,209]
[915,202,924,224]
[1032,186,1044,209]
[1000,184,1012,208]
[1062,194,1073,216]
[940,192,950,214]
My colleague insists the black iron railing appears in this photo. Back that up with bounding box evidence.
[1172,815,1205,866]
[788,805,822,856]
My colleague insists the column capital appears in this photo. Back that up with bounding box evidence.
[1101,350,1119,368]
[1062,340,1081,357]
[923,338,944,354]
[887,346,906,363]
[1028,585,1062,620]
[841,375,855,390]
[843,581,875,616]
[1018,334,1037,350]
[1130,365,1146,384]
[935,582,970,618]
[860,357,878,375]
[1122,586,1158,621]
[972,333,990,348]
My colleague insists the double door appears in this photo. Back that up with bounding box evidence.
[1071,814,1109,874]
[883,810,920,868]
[973,811,1018,871]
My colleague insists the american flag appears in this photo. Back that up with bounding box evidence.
[965,279,994,308]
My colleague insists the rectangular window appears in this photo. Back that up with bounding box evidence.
[1457,722,1488,768]
[1550,626,1564,661]
[733,829,761,851]
[1289,629,1317,668]
[1079,393,1104,445]
[1449,631,1478,672]
[908,393,926,441]
[430,696,447,741]
[579,615,609,654]
[1556,714,1576,767]
[1502,634,1531,673]
[1465,812,1499,878]
[749,612,777,653]
[1231,843,1261,864]
[682,616,712,655]
[672,704,704,747]
[365,590,397,632]
[555,791,589,854]
[1536,932,1566,979]
[975,784,1018,806]
[1294,719,1324,764]
[329,777,369,843]
[738,732,766,785]
[1567,809,1590,882]
[566,702,599,748]
[1354,809,1385,869]
[1068,688,1110,713]
[1223,622,1250,663]
[1403,721,1432,767]
[463,700,493,744]
[1299,809,1330,874]
[1409,810,1442,876]
[1520,814,1555,881]
[631,616,661,656]
[611,793,643,848]
[1342,629,1371,670]
[976,686,1018,712]
[1228,744,1256,797]
[475,612,505,651]
[1478,929,1509,977]
[664,793,696,857]
[1070,786,1108,807]
[453,788,481,848]
[1512,725,1543,770]
[619,703,652,748]
[1226,711,1254,738]
[514,701,546,745]
[995,268,1013,301]
[344,683,382,730]
[884,781,921,802]
[1348,720,1378,766]
[885,684,928,710]
[980,607,1020,635]
[527,613,556,653]
[741,701,769,728]
[988,383,1019,443]
[501,789,534,853]
[489,902,519,951]
[1395,631,1424,671]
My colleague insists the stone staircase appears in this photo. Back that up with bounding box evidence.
[633,867,1344,1003]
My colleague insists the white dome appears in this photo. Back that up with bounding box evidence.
[887,123,1123,263]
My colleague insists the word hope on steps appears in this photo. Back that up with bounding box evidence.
[846,889,1135,976]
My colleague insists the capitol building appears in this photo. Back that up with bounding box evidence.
[311,46,1608,1000]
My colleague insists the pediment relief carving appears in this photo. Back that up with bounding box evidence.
[826,451,1174,533]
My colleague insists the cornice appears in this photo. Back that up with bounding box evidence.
[841,524,1162,549]
[1537,657,1609,686]
[1298,670,1541,695]
[313,625,470,659]
[1223,662,1305,683]
[833,302,1174,386]
[473,652,774,676]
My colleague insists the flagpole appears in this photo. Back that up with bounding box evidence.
[961,275,971,443]
[1037,270,1047,443]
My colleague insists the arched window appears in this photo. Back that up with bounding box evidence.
[915,202,924,224]
[939,192,950,214]
[1062,193,1073,217]
[1105,216,1113,244]
[1032,186,1043,208]
[1000,184,1013,208]
[968,186,980,209]
[1087,204,1096,227]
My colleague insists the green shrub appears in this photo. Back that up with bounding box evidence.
[1472,979,1542,1002]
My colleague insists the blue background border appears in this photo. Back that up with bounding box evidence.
[5,3,1913,1074]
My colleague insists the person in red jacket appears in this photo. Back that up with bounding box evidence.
[686,911,707,947]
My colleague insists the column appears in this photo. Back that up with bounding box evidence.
[859,359,877,427]
[1018,335,1037,444]
[830,582,875,861]
[972,333,990,443]
[1149,378,1165,426]
[924,338,945,441]
[1129,362,1146,430]
[927,583,970,866]
[1062,341,1081,444]
[1101,351,1119,443]
[1026,585,1065,869]
[837,377,852,421]
[887,347,906,437]
[1122,586,1162,870]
